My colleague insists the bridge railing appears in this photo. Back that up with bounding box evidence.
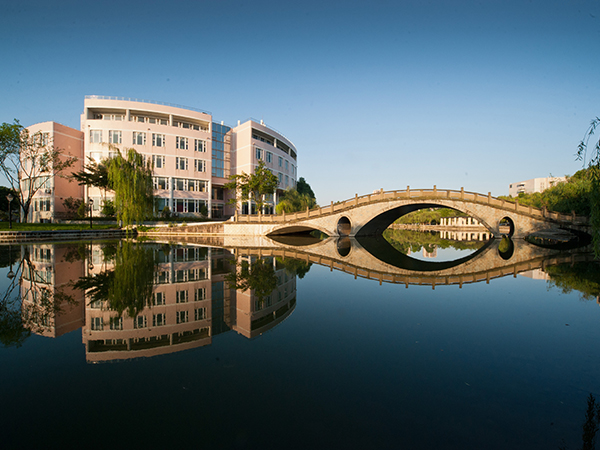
[231,188,589,225]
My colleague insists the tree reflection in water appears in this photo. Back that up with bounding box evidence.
[0,244,79,347]
[382,228,488,256]
[545,261,600,303]
[73,240,155,318]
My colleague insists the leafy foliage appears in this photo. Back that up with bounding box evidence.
[276,188,317,213]
[393,207,466,224]
[63,197,86,219]
[73,241,155,318]
[71,158,110,191]
[276,257,312,279]
[296,177,316,200]
[106,147,154,226]
[576,117,600,257]
[101,199,116,218]
[0,120,77,222]
[383,228,488,255]
[225,257,278,300]
[225,160,279,213]
[499,169,594,216]
[545,261,600,301]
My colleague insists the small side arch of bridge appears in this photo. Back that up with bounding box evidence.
[232,187,589,239]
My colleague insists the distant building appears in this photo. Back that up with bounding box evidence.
[508,176,566,197]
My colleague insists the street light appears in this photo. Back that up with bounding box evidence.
[6,193,14,230]
[88,197,94,229]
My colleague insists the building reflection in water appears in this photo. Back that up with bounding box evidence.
[18,242,299,363]
[20,244,85,338]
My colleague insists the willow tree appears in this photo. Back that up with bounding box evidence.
[106,146,153,226]
[577,117,600,256]
[73,240,156,318]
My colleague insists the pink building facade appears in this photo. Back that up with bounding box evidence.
[24,96,298,222]
[23,122,84,223]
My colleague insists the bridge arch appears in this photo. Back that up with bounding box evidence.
[237,188,588,240]
[355,202,493,237]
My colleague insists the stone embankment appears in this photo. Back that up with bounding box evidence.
[0,229,132,243]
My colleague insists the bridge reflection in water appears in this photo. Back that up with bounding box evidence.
[229,233,595,288]
[10,235,594,363]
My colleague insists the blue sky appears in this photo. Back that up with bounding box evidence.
[1,0,598,203]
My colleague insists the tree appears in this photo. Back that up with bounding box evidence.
[105,146,153,226]
[0,120,77,222]
[62,197,85,219]
[225,160,279,214]
[296,177,316,200]
[577,117,600,257]
[275,188,317,213]
[71,158,110,196]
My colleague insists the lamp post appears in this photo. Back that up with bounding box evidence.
[88,197,94,229]
[6,193,14,230]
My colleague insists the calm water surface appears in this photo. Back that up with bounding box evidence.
[0,237,598,450]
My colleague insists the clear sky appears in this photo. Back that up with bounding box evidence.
[1,0,598,203]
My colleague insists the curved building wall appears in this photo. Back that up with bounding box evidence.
[81,96,216,217]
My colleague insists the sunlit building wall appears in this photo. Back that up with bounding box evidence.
[23,122,84,223]
[230,119,298,214]
[81,96,299,219]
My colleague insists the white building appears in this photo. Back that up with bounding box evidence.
[508,176,566,197]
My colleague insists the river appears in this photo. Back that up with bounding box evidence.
[0,233,598,449]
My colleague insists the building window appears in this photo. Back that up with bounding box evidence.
[108,130,122,144]
[176,310,188,324]
[278,173,283,184]
[266,151,272,163]
[134,315,147,329]
[153,177,168,190]
[285,160,289,171]
[91,317,104,331]
[256,147,263,160]
[152,313,166,327]
[154,270,169,284]
[153,291,165,306]
[109,316,123,330]
[176,157,188,170]
[133,132,146,145]
[194,159,206,172]
[152,155,165,169]
[278,156,283,167]
[152,133,165,147]
[195,288,206,301]
[90,130,102,143]
[176,136,189,150]
[194,307,206,321]
[176,290,188,303]
[195,139,206,152]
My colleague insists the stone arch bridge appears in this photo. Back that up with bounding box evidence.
[227,187,589,239]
